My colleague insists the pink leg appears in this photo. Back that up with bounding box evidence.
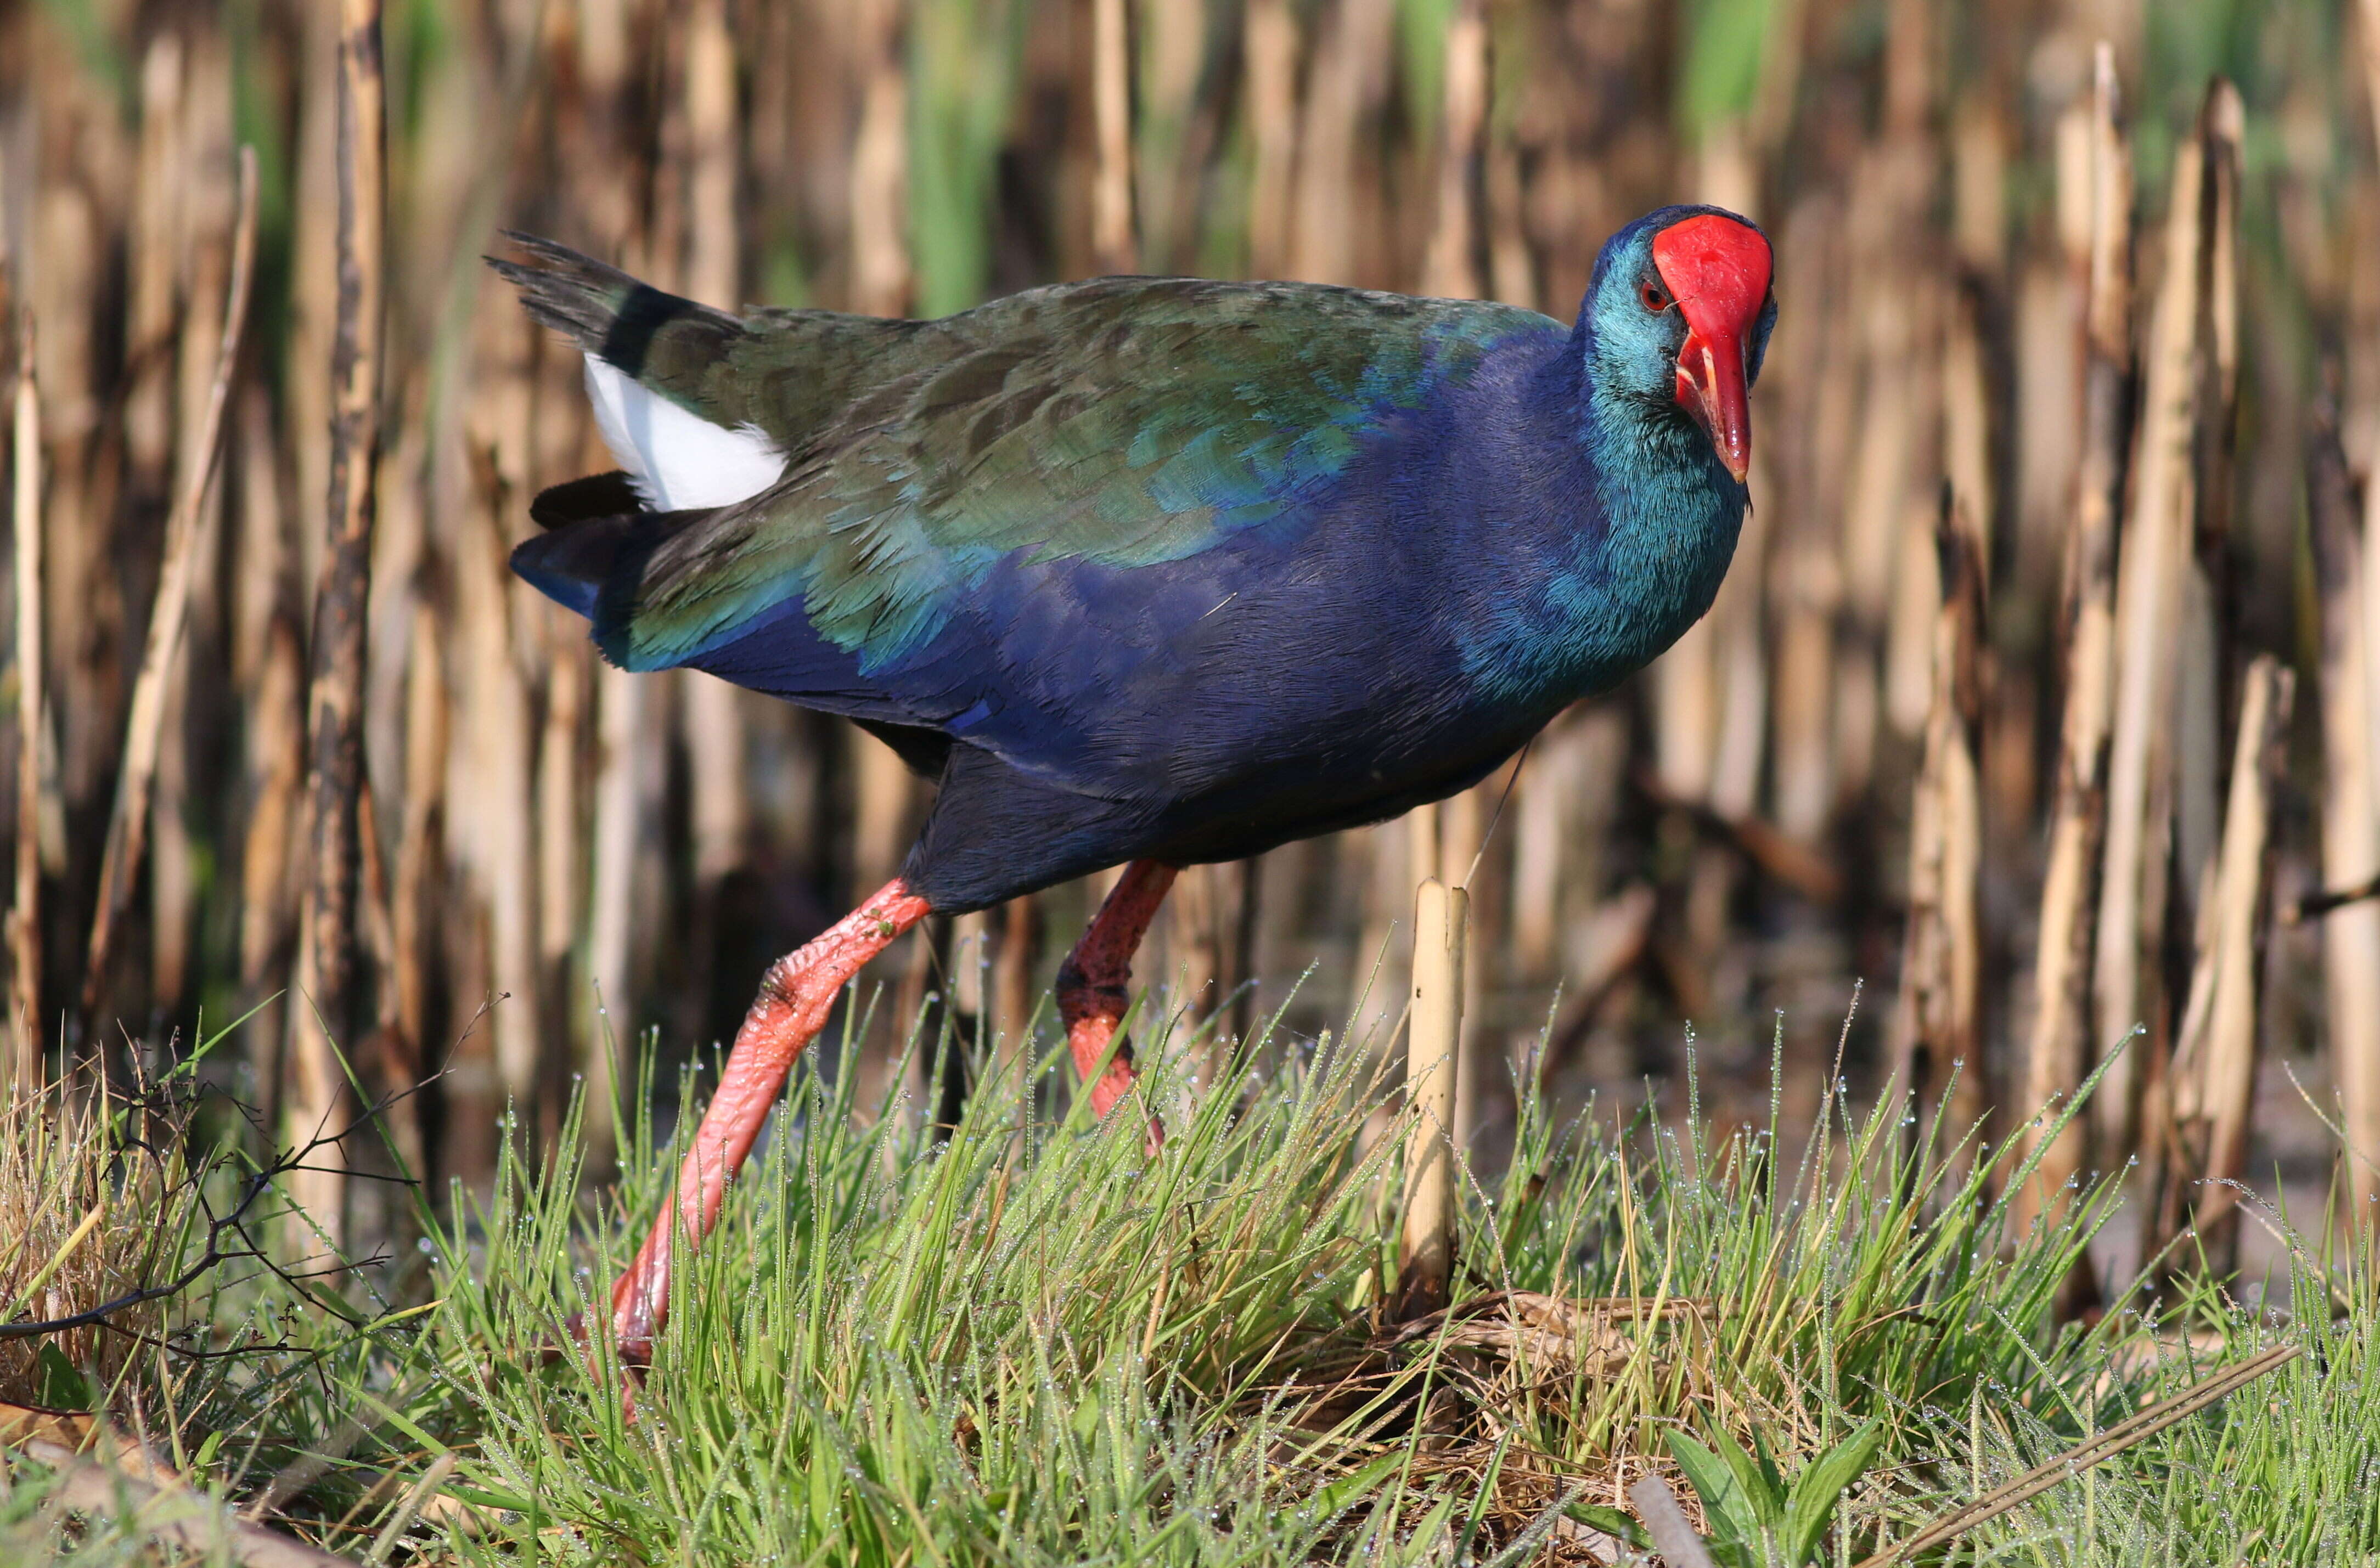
[609,877,930,1363]
[1057,861,1177,1146]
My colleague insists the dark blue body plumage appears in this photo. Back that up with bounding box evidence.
[502,206,1775,912]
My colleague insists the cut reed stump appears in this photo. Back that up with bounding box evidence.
[2155,655,2292,1269]
[1397,877,1466,1321]
[289,0,385,1245]
[2018,43,2129,1233]
[2094,85,2215,1161]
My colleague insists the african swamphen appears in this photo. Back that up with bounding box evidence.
[494,205,1774,1362]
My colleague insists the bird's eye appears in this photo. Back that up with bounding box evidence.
[1640,280,1672,313]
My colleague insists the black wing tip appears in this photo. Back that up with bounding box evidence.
[530,470,647,530]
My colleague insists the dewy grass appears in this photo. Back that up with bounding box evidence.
[5,995,2376,1564]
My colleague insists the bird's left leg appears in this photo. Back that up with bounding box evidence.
[606,877,931,1364]
[1056,860,1177,1140]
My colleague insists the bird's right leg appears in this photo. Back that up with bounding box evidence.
[1056,860,1178,1146]
[606,877,930,1365]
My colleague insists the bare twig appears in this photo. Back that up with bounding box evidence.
[0,1075,391,1345]
[2289,872,2380,923]
[81,145,260,1021]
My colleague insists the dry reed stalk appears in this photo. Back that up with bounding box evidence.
[1405,3,1486,1029]
[82,146,257,1022]
[681,0,753,893]
[2160,655,2291,1261]
[851,0,911,319]
[1090,0,1135,274]
[847,0,922,1053]
[2308,418,2380,1215]
[1892,503,1987,1137]
[534,611,584,1131]
[583,659,643,1159]
[559,0,642,1166]
[1706,458,1770,824]
[289,2,340,611]
[235,400,305,1101]
[1290,0,1392,287]
[460,453,543,1116]
[993,893,1039,1064]
[1766,199,1850,845]
[1397,878,1464,1321]
[153,21,238,1013]
[2359,0,2380,971]
[1244,0,1297,280]
[1422,0,1486,301]
[2171,87,2244,987]
[2017,47,2128,1228]
[1134,0,1209,274]
[30,38,124,832]
[288,0,387,1242]
[9,312,40,1090]
[1433,785,1481,1141]
[2092,120,2209,1161]
[391,599,447,1140]
[124,34,184,501]
[1169,861,1249,1075]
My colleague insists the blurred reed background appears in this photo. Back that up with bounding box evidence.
[0,0,2375,1284]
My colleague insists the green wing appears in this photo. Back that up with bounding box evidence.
[498,239,1558,673]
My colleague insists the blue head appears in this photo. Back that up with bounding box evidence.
[1574,205,1776,486]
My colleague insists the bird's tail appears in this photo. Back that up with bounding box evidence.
[485,232,741,376]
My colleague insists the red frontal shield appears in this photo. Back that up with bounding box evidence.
[1651,214,1771,484]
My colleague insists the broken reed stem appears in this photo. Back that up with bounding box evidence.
[290,0,385,1243]
[2092,106,2208,1159]
[2018,43,2129,1227]
[2163,655,2292,1253]
[1397,877,1464,1321]
[8,311,40,1091]
[81,146,259,1022]
[1851,1343,2302,1568]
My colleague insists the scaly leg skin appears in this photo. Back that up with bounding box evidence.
[606,877,930,1367]
[1056,860,1178,1152]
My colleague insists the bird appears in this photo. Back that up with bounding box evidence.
[492,204,1774,1364]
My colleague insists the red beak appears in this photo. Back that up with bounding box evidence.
[1651,213,1771,486]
